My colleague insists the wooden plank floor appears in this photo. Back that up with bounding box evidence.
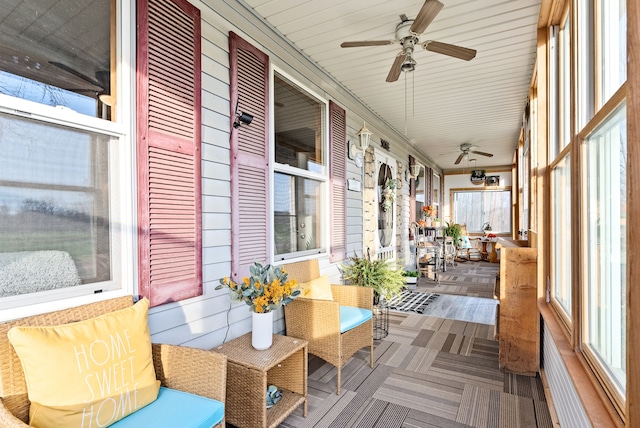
[271,262,552,428]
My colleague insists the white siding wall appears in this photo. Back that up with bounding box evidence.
[542,322,591,427]
[148,0,440,348]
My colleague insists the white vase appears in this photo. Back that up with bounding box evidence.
[252,311,273,350]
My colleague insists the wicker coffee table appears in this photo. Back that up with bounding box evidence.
[214,333,308,428]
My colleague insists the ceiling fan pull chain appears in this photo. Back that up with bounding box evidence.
[404,72,408,135]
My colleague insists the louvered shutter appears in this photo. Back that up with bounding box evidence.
[329,101,347,262]
[229,32,270,280]
[425,167,433,207]
[137,0,202,306]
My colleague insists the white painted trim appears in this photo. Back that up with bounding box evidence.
[270,65,331,263]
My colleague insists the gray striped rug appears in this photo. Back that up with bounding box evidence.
[387,291,439,313]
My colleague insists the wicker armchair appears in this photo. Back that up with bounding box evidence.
[282,260,374,395]
[0,296,227,428]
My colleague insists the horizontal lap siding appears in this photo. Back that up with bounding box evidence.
[138,0,202,307]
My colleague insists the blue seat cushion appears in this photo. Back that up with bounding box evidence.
[109,387,224,428]
[339,306,373,333]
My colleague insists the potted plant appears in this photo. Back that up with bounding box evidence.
[340,252,405,302]
[443,222,463,246]
[216,261,301,350]
[402,270,419,290]
[432,217,442,228]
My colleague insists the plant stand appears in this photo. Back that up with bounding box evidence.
[373,298,389,340]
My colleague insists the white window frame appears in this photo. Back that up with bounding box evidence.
[0,0,136,321]
[270,67,330,262]
[373,151,396,261]
[550,151,572,322]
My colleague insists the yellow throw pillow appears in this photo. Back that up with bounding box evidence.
[8,298,160,428]
[299,275,334,300]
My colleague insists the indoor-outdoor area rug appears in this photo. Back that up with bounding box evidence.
[386,290,440,314]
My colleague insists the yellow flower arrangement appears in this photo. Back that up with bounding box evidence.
[422,205,437,218]
[216,261,300,313]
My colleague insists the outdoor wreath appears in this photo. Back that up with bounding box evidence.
[381,178,397,212]
[216,261,300,313]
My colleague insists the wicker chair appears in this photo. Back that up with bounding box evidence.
[282,260,374,395]
[0,296,227,428]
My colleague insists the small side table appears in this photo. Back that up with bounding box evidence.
[214,333,308,428]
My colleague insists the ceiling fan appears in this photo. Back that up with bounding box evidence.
[50,61,112,104]
[340,0,477,82]
[455,143,493,165]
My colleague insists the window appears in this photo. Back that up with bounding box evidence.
[577,0,594,128]
[0,1,131,315]
[597,0,626,106]
[415,167,426,214]
[559,14,571,151]
[452,189,511,234]
[551,154,572,318]
[582,102,626,399]
[548,26,559,159]
[432,173,440,214]
[273,74,327,259]
[0,1,114,119]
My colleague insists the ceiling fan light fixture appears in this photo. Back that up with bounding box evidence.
[401,59,416,73]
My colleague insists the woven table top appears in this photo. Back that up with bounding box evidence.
[214,333,307,371]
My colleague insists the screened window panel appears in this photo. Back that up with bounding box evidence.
[551,154,572,316]
[274,76,325,174]
[453,190,511,234]
[559,16,571,150]
[0,0,112,119]
[0,112,119,299]
[274,173,323,257]
[583,102,626,394]
[598,0,626,105]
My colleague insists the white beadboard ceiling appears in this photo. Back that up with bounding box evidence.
[241,0,541,170]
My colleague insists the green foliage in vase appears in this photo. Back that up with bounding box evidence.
[443,222,463,246]
[340,252,405,301]
[402,270,420,278]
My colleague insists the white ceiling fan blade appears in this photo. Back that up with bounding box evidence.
[410,0,444,35]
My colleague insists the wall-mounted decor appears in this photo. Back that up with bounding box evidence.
[486,175,500,186]
[470,169,486,184]
[347,179,362,192]
[381,139,390,151]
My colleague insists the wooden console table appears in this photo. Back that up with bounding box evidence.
[214,333,308,428]
[494,239,538,375]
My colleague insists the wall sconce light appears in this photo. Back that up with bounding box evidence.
[357,122,372,150]
[348,122,373,164]
[233,111,253,128]
[409,163,423,179]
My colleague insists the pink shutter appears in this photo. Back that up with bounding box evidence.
[137,0,202,306]
[425,167,433,207]
[229,32,270,280]
[329,101,347,262]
